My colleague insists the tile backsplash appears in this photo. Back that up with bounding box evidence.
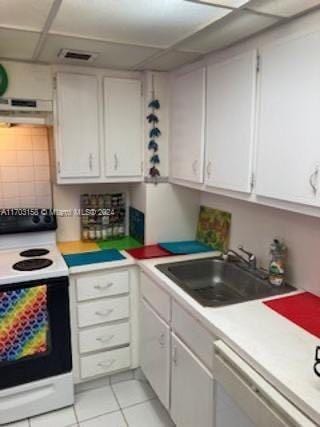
[0,126,52,208]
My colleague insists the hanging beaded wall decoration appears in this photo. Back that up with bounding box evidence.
[147,76,161,180]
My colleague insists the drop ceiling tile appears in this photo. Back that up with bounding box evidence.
[178,11,279,53]
[50,0,231,48]
[0,28,40,60]
[186,0,249,7]
[139,50,203,71]
[0,0,54,31]
[39,34,162,70]
[246,0,320,17]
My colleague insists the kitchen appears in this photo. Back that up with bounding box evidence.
[1,1,320,426]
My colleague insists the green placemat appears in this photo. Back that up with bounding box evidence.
[97,236,143,251]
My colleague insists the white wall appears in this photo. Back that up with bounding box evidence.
[145,183,200,244]
[201,192,320,296]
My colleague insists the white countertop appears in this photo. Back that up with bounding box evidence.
[137,252,320,425]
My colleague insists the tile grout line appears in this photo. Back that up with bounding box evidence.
[72,404,80,427]
[75,408,122,426]
[110,382,129,427]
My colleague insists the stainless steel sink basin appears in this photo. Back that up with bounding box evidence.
[156,257,294,307]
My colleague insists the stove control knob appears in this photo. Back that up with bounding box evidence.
[44,215,52,224]
[32,215,40,224]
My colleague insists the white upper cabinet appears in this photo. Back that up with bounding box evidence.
[205,50,257,193]
[104,77,143,178]
[56,73,100,179]
[170,68,205,184]
[256,32,320,206]
[54,73,143,183]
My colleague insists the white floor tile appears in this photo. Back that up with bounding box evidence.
[3,420,29,427]
[123,399,174,427]
[79,411,126,427]
[29,406,76,427]
[110,370,134,384]
[74,385,119,422]
[112,380,155,408]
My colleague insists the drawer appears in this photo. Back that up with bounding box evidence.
[172,301,215,371]
[79,322,130,354]
[76,270,129,301]
[80,346,131,379]
[140,272,171,322]
[78,296,129,328]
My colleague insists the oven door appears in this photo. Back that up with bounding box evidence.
[0,276,72,389]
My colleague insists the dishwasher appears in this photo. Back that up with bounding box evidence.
[213,341,317,427]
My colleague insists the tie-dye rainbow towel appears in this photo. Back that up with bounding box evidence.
[0,285,48,362]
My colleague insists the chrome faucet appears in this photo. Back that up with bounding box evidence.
[225,245,257,270]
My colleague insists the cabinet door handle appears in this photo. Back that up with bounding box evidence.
[97,359,115,369]
[309,166,319,195]
[96,334,114,343]
[114,154,119,170]
[89,153,93,171]
[172,346,178,365]
[192,160,198,175]
[95,309,114,317]
[206,161,212,178]
[158,333,166,347]
[94,282,113,290]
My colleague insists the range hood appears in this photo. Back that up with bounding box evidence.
[0,98,53,125]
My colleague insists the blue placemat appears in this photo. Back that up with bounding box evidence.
[63,249,125,267]
[159,240,213,255]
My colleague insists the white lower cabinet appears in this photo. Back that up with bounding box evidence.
[69,267,139,383]
[139,273,215,426]
[140,299,170,409]
[171,333,214,427]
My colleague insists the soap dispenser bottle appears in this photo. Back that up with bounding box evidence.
[269,239,287,286]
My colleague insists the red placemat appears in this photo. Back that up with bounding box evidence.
[263,292,320,338]
[126,244,172,260]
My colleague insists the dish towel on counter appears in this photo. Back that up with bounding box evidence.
[263,292,320,338]
[63,249,125,267]
[0,285,48,362]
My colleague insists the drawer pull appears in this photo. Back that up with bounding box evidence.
[96,334,115,343]
[97,359,115,369]
[95,309,114,317]
[94,283,113,290]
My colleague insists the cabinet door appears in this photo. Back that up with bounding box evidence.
[104,78,142,178]
[205,51,257,193]
[140,299,170,409]
[256,32,320,206]
[56,73,100,178]
[171,333,214,427]
[170,68,205,183]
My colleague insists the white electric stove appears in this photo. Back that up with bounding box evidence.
[0,210,74,425]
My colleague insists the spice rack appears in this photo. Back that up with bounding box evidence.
[80,193,126,241]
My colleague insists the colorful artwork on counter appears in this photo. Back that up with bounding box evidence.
[196,206,231,252]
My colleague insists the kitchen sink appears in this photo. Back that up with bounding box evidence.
[156,257,294,307]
